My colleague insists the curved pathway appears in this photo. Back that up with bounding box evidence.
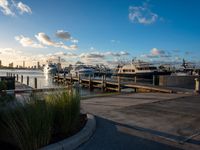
[78,93,200,150]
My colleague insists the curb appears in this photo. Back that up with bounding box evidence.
[40,114,96,150]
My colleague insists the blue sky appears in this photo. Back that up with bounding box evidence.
[0,0,200,67]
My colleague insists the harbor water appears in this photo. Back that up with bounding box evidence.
[0,69,104,97]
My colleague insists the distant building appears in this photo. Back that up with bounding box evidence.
[23,61,25,68]
[57,63,62,72]
[37,62,40,69]
[9,62,14,68]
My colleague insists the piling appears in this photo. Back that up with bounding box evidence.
[101,75,105,91]
[134,76,137,83]
[34,78,37,89]
[153,75,155,86]
[117,76,121,92]
[195,78,200,93]
[27,76,29,86]
[153,75,159,86]
[70,75,73,83]
[21,75,23,83]
[78,74,81,84]
[16,74,19,81]
[89,75,92,90]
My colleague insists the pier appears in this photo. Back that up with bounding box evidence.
[53,75,200,94]
[2,72,199,94]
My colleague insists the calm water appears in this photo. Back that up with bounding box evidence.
[0,69,103,96]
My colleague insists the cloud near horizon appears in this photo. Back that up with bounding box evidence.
[35,32,78,50]
[15,35,45,48]
[15,31,78,50]
[0,0,32,16]
[141,48,171,59]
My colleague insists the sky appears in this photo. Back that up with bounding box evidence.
[0,0,200,67]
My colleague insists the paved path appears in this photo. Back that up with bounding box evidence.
[77,116,181,150]
[79,93,200,150]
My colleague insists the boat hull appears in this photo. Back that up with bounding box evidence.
[116,71,171,78]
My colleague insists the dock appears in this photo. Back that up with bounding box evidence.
[53,75,199,94]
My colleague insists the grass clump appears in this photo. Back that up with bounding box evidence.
[0,90,80,150]
[46,90,80,136]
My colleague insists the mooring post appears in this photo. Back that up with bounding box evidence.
[101,75,105,91]
[153,75,155,86]
[134,76,137,83]
[27,76,29,86]
[21,75,23,83]
[89,75,92,90]
[78,74,81,84]
[195,78,200,93]
[17,74,18,81]
[70,74,73,84]
[34,77,37,89]
[104,75,106,91]
[118,76,121,92]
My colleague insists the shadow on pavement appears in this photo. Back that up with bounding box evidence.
[77,116,183,150]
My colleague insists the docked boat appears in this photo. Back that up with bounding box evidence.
[43,63,57,74]
[173,59,200,76]
[70,65,94,77]
[117,59,171,78]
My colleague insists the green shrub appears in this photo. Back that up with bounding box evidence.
[0,98,54,150]
[0,94,15,106]
[46,90,80,135]
[0,90,80,150]
[0,80,7,91]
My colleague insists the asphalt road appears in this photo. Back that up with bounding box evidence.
[77,116,181,150]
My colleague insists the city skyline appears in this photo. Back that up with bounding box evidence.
[0,0,200,67]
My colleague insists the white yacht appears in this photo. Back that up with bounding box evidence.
[70,65,94,77]
[43,63,57,74]
[117,59,171,78]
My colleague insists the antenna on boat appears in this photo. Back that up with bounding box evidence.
[132,57,136,64]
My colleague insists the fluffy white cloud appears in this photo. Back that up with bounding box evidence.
[0,0,14,16]
[129,4,158,24]
[79,52,105,59]
[106,51,129,57]
[35,32,77,50]
[71,39,79,44]
[0,0,32,16]
[0,47,21,54]
[55,30,71,40]
[79,51,129,59]
[151,48,165,56]
[17,1,32,14]
[141,48,171,59]
[15,35,45,48]
[0,48,25,65]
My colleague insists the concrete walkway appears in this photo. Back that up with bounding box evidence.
[79,93,200,150]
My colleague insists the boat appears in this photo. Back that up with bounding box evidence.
[43,63,57,74]
[172,59,200,76]
[117,59,171,78]
[94,64,113,77]
[70,65,94,77]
